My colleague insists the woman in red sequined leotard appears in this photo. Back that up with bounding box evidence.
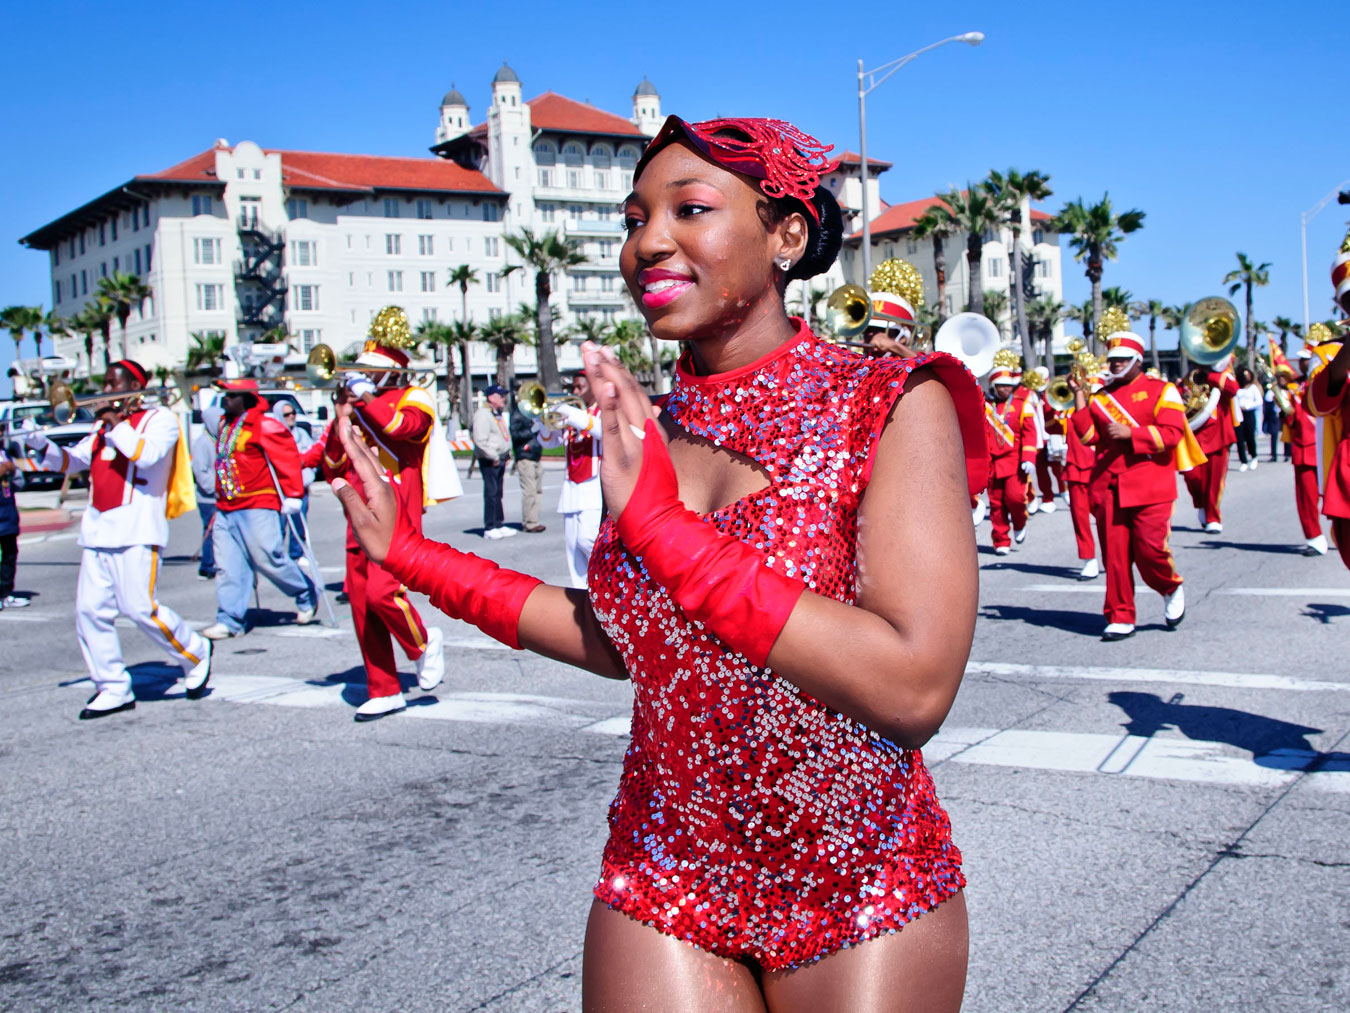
[332,116,987,1011]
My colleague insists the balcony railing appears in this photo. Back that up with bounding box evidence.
[566,290,628,306]
[564,219,624,236]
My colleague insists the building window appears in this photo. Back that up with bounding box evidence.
[987,258,1003,278]
[538,168,553,187]
[906,238,918,254]
[485,272,501,294]
[383,198,400,218]
[70,273,76,296]
[196,284,224,311]
[418,234,434,255]
[145,244,153,270]
[110,218,118,242]
[388,270,403,292]
[385,234,402,255]
[68,238,75,259]
[134,249,142,273]
[100,262,108,277]
[79,234,86,255]
[143,206,151,228]
[420,271,436,292]
[485,236,499,257]
[99,223,106,246]
[540,203,556,223]
[572,274,586,292]
[286,199,309,219]
[193,237,221,265]
[533,142,557,166]
[294,285,319,311]
[299,328,321,352]
[600,274,616,292]
[1035,259,1051,279]
[191,195,212,216]
[291,240,317,266]
[595,171,609,190]
[483,204,499,222]
[416,199,433,219]
[55,280,62,303]
[618,146,639,168]
[562,143,583,166]
[81,270,88,294]
[488,307,502,321]
[1032,229,1044,245]
[113,256,119,272]
[568,170,581,188]
[593,148,612,169]
[131,211,139,234]
[421,307,437,323]
[239,197,260,228]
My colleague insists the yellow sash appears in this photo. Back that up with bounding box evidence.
[165,415,197,520]
[985,402,1016,449]
[1092,386,1206,473]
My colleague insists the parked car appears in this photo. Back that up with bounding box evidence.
[0,400,97,490]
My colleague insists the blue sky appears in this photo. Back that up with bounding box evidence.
[1,0,1346,388]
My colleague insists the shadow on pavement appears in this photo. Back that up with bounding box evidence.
[1303,603,1350,624]
[981,561,1083,579]
[1185,540,1304,555]
[979,604,1103,636]
[1107,690,1350,770]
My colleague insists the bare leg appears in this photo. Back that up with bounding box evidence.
[583,900,766,1013]
[762,892,968,1013]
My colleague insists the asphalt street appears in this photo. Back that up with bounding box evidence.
[1,453,1347,1011]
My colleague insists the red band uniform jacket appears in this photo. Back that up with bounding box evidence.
[215,403,305,512]
[1073,375,1188,507]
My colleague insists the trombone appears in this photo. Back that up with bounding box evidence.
[305,343,434,389]
[47,379,181,426]
[517,380,585,429]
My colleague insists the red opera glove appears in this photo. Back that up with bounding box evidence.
[615,419,805,667]
[382,524,541,650]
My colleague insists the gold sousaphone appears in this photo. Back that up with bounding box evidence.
[1178,296,1242,428]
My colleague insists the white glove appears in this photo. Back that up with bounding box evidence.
[20,419,48,451]
[281,497,303,515]
[1021,461,1036,477]
[344,373,376,399]
[554,403,593,433]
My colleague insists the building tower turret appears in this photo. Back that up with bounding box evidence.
[485,60,532,222]
[632,76,662,136]
[436,84,470,145]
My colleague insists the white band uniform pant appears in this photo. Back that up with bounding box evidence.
[563,508,602,588]
[77,544,206,698]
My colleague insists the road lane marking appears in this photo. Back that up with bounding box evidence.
[1018,584,1350,597]
[966,661,1349,694]
[0,612,51,622]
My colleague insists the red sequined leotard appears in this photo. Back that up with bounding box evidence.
[588,322,978,970]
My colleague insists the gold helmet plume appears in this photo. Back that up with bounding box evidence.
[367,305,415,350]
[1098,306,1131,340]
[868,258,925,309]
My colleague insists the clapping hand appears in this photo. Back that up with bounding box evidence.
[329,418,396,564]
[580,340,664,520]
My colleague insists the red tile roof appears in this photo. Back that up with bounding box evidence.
[835,150,893,170]
[139,146,503,194]
[849,191,1053,240]
[463,92,646,142]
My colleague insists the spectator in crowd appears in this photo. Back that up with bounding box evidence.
[274,401,316,562]
[509,389,547,533]
[471,384,516,539]
[192,408,221,581]
[1234,365,1262,471]
[0,433,30,609]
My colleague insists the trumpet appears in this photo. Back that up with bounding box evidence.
[517,380,584,429]
[306,344,433,389]
[47,379,181,426]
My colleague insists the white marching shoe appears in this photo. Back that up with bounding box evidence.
[79,688,136,720]
[1203,521,1223,534]
[1238,462,1249,472]
[355,692,407,722]
[972,499,988,526]
[993,545,1011,556]
[184,640,212,700]
[416,628,445,691]
[295,607,318,625]
[1013,527,1027,545]
[1304,534,1329,557]
[200,622,239,640]
[1027,499,1041,516]
[1078,558,1100,581]
[1102,622,1135,642]
[1040,500,1057,514]
[1164,585,1186,628]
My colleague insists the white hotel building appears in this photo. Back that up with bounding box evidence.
[20,61,1064,381]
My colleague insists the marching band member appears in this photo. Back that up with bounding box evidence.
[1065,370,1102,579]
[1071,333,1205,641]
[1034,375,1064,515]
[1182,357,1240,533]
[1006,362,1045,516]
[862,258,925,359]
[536,371,603,588]
[985,361,1037,554]
[1306,243,1350,568]
[200,379,318,640]
[1282,373,1327,555]
[311,307,446,721]
[22,360,211,718]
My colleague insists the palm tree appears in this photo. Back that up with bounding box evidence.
[39,310,67,359]
[1271,315,1298,355]
[1102,286,1133,310]
[1025,296,1064,363]
[980,290,1010,338]
[604,318,658,389]
[96,271,153,360]
[1065,298,1096,345]
[449,320,479,424]
[1161,304,1188,375]
[480,313,526,389]
[927,187,1001,315]
[789,284,829,330]
[416,319,461,411]
[185,331,227,376]
[1223,252,1271,370]
[502,229,588,392]
[447,264,479,326]
[1052,194,1146,352]
[1,306,42,364]
[570,316,614,347]
[985,168,1053,367]
[912,206,959,323]
[1130,299,1166,374]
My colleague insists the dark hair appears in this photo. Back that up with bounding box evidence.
[1236,365,1254,385]
[760,186,843,282]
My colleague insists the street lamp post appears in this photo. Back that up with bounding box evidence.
[857,32,984,280]
[1301,179,1350,330]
